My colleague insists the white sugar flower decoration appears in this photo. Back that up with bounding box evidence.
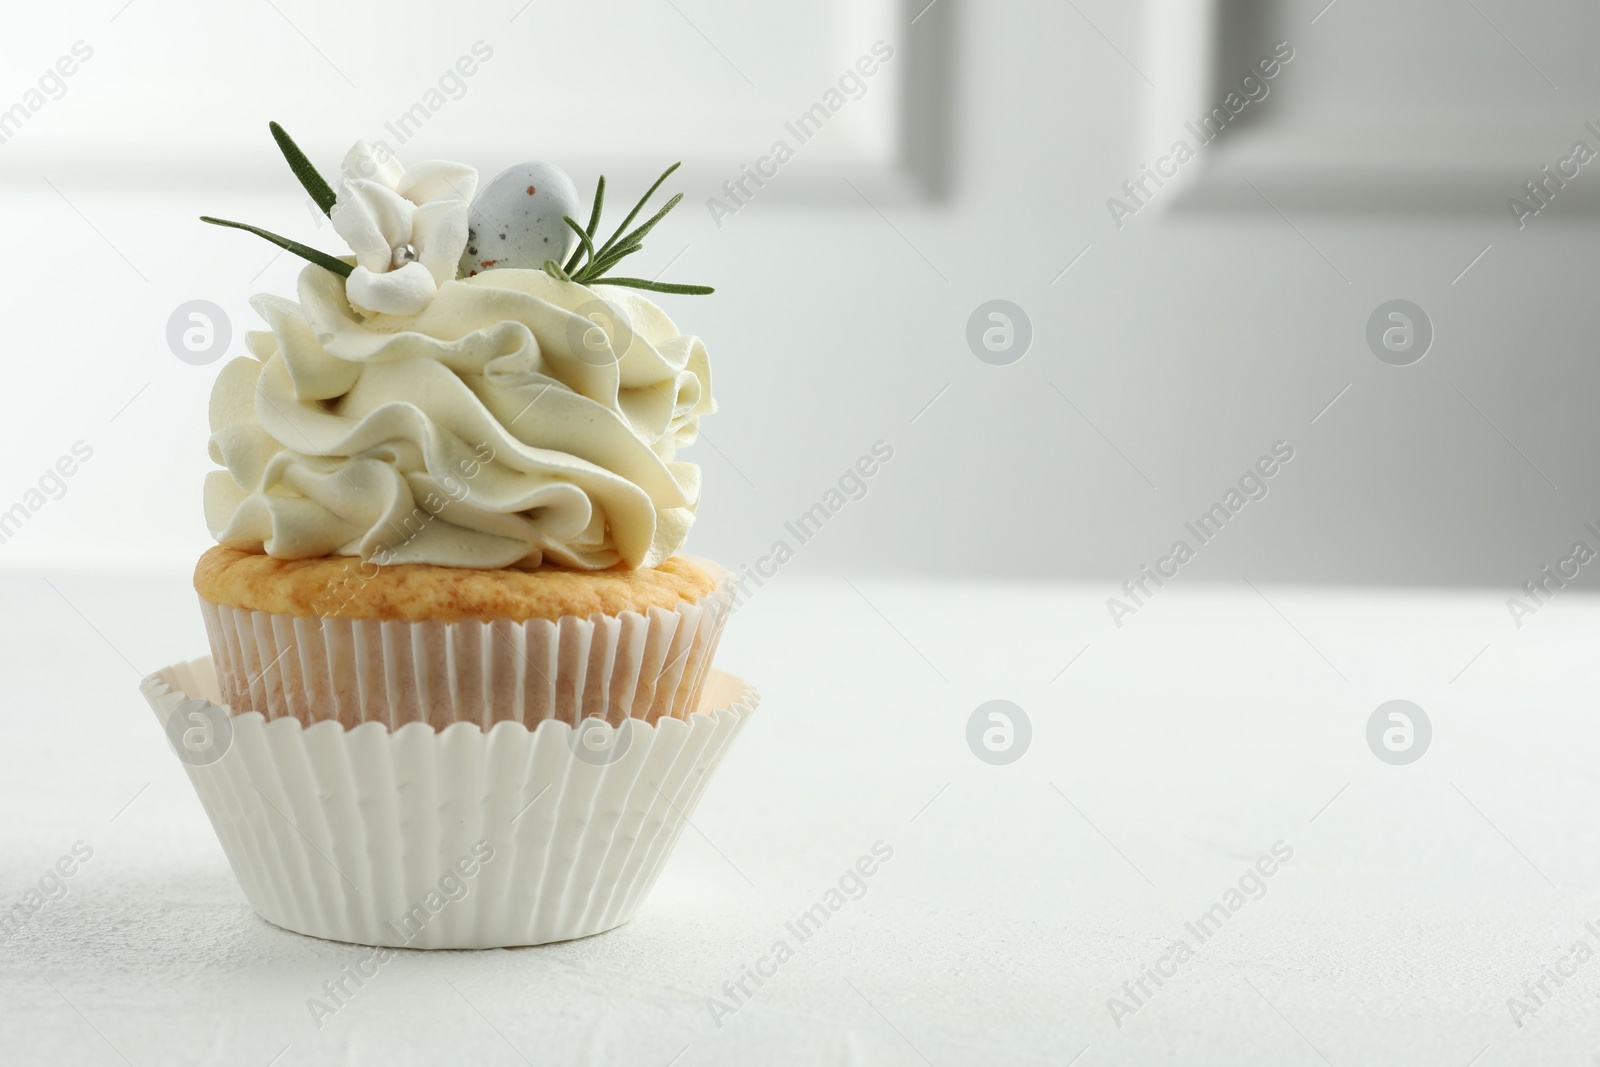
[330,142,477,316]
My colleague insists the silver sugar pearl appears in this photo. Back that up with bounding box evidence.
[390,243,419,270]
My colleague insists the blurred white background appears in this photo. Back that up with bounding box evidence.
[2,0,1597,588]
[13,5,1600,1065]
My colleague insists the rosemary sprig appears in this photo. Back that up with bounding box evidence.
[608,192,682,253]
[562,217,597,270]
[200,216,353,278]
[592,278,715,296]
[581,240,641,279]
[546,163,713,295]
[200,125,350,278]
[594,162,679,260]
[269,121,337,216]
[563,174,605,273]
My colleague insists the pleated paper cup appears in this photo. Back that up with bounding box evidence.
[141,655,757,949]
[198,562,734,730]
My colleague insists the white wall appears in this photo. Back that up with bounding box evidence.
[1,0,1594,588]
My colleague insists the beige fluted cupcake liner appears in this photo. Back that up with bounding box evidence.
[141,656,757,949]
[199,565,734,729]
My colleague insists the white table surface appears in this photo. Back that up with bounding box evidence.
[2,570,1597,1066]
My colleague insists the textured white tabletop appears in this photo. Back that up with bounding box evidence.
[2,571,1596,1066]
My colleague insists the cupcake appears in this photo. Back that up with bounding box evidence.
[140,125,757,948]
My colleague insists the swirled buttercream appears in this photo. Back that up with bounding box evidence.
[204,265,713,570]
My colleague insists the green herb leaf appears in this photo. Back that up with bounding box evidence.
[594,162,680,259]
[200,216,353,277]
[564,175,606,272]
[584,176,606,237]
[269,121,337,216]
[580,239,643,280]
[562,216,597,273]
[593,277,715,296]
[605,192,682,261]
[558,162,711,295]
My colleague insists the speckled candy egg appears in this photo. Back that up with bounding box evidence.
[459,163,582,278]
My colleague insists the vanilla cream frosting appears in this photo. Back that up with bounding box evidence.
[205,266,713,570]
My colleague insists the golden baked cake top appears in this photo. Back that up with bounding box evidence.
[195,545,718,623]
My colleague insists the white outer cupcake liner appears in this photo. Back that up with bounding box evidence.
[199,562,734,729]
[141,656,757,949]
